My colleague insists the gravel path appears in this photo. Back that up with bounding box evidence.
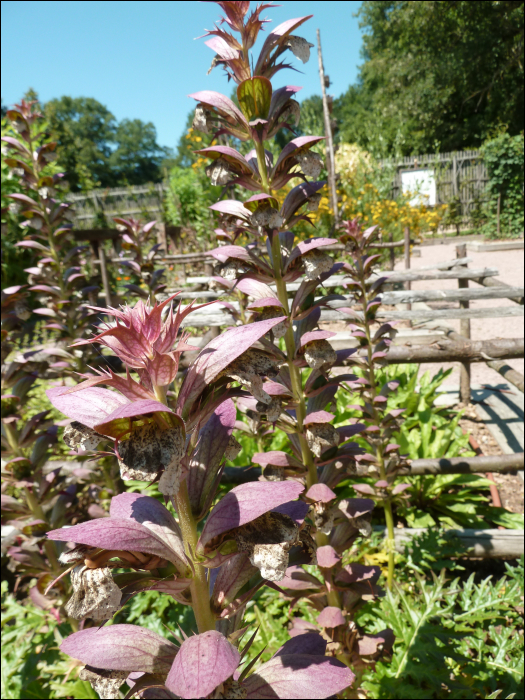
[395,240,524,386]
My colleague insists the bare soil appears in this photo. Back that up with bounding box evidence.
[459,403,524,515]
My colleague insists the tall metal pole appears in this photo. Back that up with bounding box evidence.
[316,29,339,228]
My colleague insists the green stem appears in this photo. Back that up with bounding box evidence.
[24,486,61,573]
[153,378,215,634]
[270,235,317,488]
[360,268,396,588]
[255,140,270,194]
[173,483,216,634]
[258,132,340,603]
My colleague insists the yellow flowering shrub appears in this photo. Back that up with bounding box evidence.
[310,142,447,240]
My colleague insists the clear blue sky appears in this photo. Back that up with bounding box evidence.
[1,1,363,151]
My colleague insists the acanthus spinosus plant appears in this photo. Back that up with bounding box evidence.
[43,294,352,698]
[1,101,117,602]
[112,217,169,302]
[2,99,101,371]
[34,3,404,697]
[194,0,403,683]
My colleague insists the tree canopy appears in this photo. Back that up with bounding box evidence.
[43,95,172,191]
[334,1,524,156]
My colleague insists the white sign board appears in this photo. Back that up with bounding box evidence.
[401,168,436,206]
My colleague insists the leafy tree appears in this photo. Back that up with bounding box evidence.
[43,95,171,191]
[109,118,171,186]
[336,1,524,156]
[44,96,115,191]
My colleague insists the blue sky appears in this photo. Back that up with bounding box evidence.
[1,1,363,150]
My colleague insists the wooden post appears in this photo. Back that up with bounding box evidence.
[99,246,112,308]
[457,243,471,403]
[404,225,411,298]
[389,230,395,271]
[157,222,169,255]
[316,29,339,228]
[496,193,501,238]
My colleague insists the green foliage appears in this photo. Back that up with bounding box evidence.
[165,165,218,248]
[1,115,60,287]
[334,1,524,156]
[1,581,96,700]
[481,132,524,239]
[357,559,525,699]
[44,95,171,192]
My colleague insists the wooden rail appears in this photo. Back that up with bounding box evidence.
[221,453,524,484]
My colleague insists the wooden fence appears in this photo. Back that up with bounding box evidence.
[378,149,488,220]
[69,150,489,228]
[69,183,168,228]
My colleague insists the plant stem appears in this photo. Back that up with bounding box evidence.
[173,483,216,634]
[270,234,317,488]
[255,141,270,194]
[259,131,340,602]
[24,486,61,573]
[154,378,215,634]
[359,264,396,588]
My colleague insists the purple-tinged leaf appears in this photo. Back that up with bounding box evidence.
[252,451,302,469]
[243,654,354,699]
[358,629,395,656]
[177,317,286,420]
[209,199,251,220]
[205,35,241,61]
[269,85,302,117]
[272,136,324,173]
[94,399,181,440]
[392,483,411,496]
[385,443,401,453]
[211,553,257,611]
[374,480,388,489]
[298,330,336,348]
[187,399,236,515]
[197,481,304,557]
[337,424,367,442]
[235,278,278,301]
[338,498,375,518]
[317,606,345,628]
[195,145,252,173]
[109,493,187,569]
[289,236,337,266]
[243,192,279,212]
[336,563,380,585]
[280,565,322,591]
[247,296,284,310]
[304,411,335,425]
[15,240,50,252]
[189,90,247,125]
[47,517,186,569]
[316,545,341,569]
[273,633,326,658]
[255,15,313,74]
[60,625,177,673]
[281,182,327,225]
[46,386,130,429]
[305,483,336,503]
[272,500,309,525]
[348,487,373,502]
[289,618,319,637]
[166,631,240,699]
[209,244,253,264]
[33,308,56,317]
